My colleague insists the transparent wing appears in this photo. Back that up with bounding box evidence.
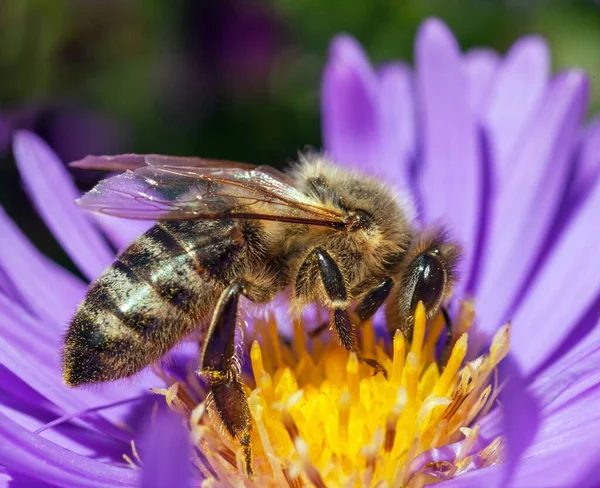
[76,158,346,228]
[70,153,258,172]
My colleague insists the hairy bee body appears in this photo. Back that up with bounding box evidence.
[63,219,277,386]
[64,154,459,389]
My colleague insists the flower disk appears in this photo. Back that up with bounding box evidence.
[155,302,508,487]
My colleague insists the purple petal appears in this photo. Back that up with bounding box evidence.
[139,408,192,488]
[415,18,480,281]
[0,411,139,488]
[498,355,540,486]
[321,35,383,172]
[515,386,600,487]
[507,173,600,375]
[409,435,491,481]
[446,340,600,487]
[531,335,600,415]
[0,206,85,326]
[464,48,501,114]
[476,71,588,339]
[13,131,114,281]
[1,395,126,463]
[377,62,415,188]
[443,439,600,488]
[0,472,13,487]
[482,36,550,180]
[0,295,151,440]
[0,262,26,306]
[570,116,600,207]
[0,314,121,440]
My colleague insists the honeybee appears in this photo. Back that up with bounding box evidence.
[63,153,460,471]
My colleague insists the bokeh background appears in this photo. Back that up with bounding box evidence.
[1,0,599,272]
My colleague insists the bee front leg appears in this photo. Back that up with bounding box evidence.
[439,306,453,369]
[300,248,387,377]
[355,277,394,323]
[198,282,253,475]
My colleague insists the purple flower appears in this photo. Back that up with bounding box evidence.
[322,18,600,486]
[0,16,599,487]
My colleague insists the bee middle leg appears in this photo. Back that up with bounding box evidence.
[309,276,394,339]
[301,248,387,377]
[198,282,253,475]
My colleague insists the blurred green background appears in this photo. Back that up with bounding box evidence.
[1,0,599,270]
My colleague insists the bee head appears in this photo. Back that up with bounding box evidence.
[392,229,461,341]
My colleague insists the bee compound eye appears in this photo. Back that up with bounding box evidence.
[409,252,446,314]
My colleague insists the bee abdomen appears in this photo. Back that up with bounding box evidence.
[63,220,251,387]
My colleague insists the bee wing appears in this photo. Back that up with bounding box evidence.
[76,162,346,227]
[70,153,258,172]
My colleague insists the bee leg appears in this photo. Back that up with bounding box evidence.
[438,306,453,369]
[198,282,253,475]
[308,248,387,377]
[355,277,394,323]
[308,321,330,339]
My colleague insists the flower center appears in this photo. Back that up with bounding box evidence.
[152,302,508,487]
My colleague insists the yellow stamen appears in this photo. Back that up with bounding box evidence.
[346,352,360,403]
[435,334,468,398]
[153,307,508,487]
[338,390,351,446]
[292,319,306,358]
[411,301,427,360]
[391,329,405,387]
[362,318,376,356]
[423,311,446,364]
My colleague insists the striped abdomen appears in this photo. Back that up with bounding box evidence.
[63,219,253,386]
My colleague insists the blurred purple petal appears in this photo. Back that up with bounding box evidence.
[0,312,125,440]
[47,111,125,164]
[506,164,600,375]
[477,71,588,337]
[0,115,10,153]
[321,35,382,171]
[140,409,192,488]
[570,117,600,207]
[464,48,501,114]
[0,293,152,440]
[0,411,139,488]
[377,62,415,188]
[0,206,85,326]
[415,18,480,281]
[483,36,550,178]
[1,391,127,462]
[13,131,114,281]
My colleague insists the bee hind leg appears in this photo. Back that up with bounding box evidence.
[198,282,253,475]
